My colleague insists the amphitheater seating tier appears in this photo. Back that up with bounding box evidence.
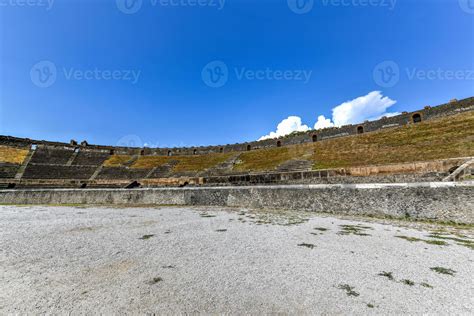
[72,151,110,166]
[0,163,20,179]
[96,167,151,180]
[22,164,97,179]
[29,147,74,165]
[0,99,472,188]
[148,165,174,178]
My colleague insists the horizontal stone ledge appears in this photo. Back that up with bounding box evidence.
[1,181,472,192]
[0,182,473,224]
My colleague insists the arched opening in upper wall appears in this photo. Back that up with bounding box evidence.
[277,141,282,147]
[357,126,364,134]
[412,113,422,123]
[312,135,317,142]
[246,145,251,151]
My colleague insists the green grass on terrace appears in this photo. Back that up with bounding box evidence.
[235,111,474,171]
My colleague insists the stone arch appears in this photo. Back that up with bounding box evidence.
[246,145,251,151]
[167,150,172,156]
[357,126,364,134]
[412,113,422,123]
[219,147,224,153]
[140,149,145,156]
[193,149,197,155]
[277,141,282,147]
[312,135,318,142]
[109,149,115,155]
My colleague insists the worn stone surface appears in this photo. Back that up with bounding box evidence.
[0,206,472,314]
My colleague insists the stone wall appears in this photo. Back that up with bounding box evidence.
[0,157,468,188]
[0,182,472,223]
[1,97,472,156]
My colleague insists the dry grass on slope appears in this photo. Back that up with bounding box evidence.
[132,152,235,172]
[0,146,30,165]
[235,111,474,171]
[100,111,474,173]
[312,111,474,169]
[103,155,134,167]
[233,144,313,172]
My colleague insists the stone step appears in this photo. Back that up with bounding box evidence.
[276,159,313,172]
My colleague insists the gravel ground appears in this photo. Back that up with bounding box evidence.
[1,205,473,314]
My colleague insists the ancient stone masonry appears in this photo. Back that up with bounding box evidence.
[0,97,473,189]
[1,182,473,223]
[1,97,473,155]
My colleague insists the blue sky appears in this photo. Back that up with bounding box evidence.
[0,0,473,147]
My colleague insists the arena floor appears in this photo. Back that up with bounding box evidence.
[1,205,473,314]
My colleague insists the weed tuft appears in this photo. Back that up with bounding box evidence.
[401,279,415,286]
[378,271,394,281]
[430,267,456,276]
[338,284,359,297]
[147,277,163,285]
[298,243,315,249]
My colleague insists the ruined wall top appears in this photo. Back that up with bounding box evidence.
[1,96,473,156]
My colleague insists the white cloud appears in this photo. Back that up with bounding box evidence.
[261,91,399,137]
[331,91,398,126]
[259,116,309,140]
[313,115,334,130]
